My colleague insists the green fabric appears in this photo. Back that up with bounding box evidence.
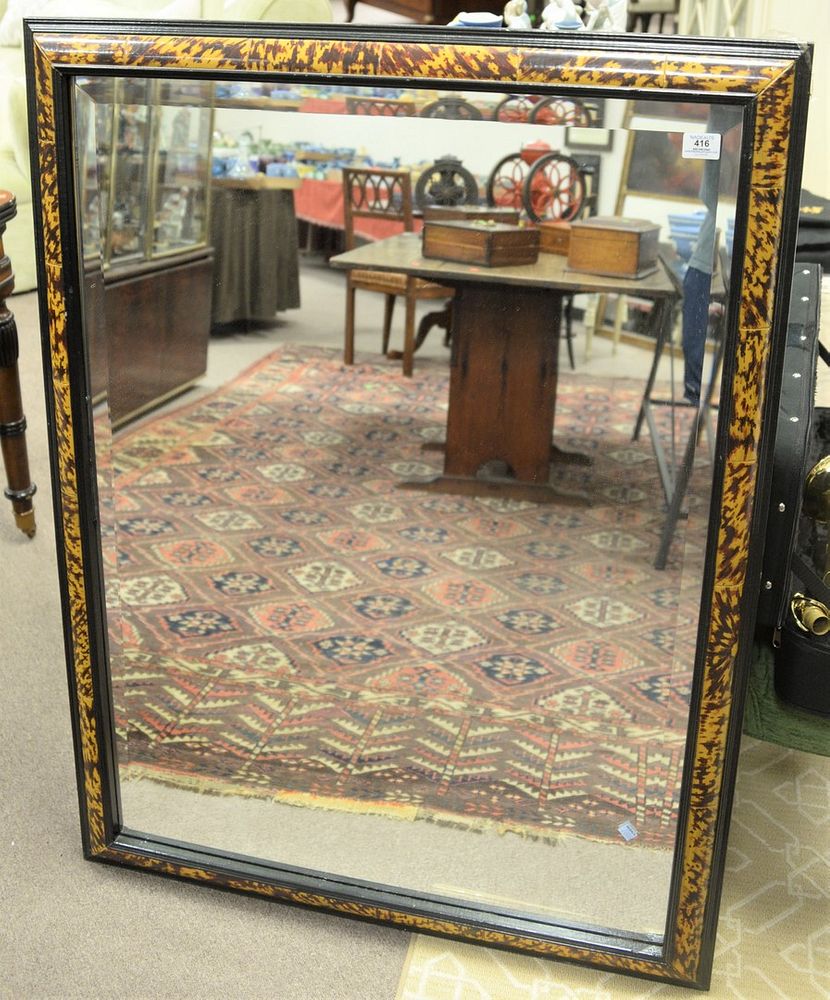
[210,187,301,326]
[743,642,830,756]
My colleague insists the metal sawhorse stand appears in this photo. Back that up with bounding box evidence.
[633,251,729,569]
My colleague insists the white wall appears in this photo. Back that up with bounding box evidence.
[215,97,632,215]
[749,0,830,197]
[215,94,738,230]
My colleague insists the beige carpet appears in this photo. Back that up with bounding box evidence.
[395,736,830,999]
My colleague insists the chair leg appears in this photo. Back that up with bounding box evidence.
[402,290,416,377]
[564,294,575,370]
[382,294,395,356]
[586,292,604,361]
[344,281,356,365]
[612,294,626,355]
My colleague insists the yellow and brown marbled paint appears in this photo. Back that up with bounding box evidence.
[29,28,806,987]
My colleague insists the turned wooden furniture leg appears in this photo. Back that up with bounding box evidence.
[0,192,36,537]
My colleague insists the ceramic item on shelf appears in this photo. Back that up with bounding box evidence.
[451,10,503,26]
[540,0,585,30]
[585,0,627,31]
[503,0,532,29]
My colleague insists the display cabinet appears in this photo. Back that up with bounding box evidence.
[76,79,214,424]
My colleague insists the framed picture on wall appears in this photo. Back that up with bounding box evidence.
[620,112,742,204]
[564,125,613,151]
[632,99,710,120]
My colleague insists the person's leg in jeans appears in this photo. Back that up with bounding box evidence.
[681,264,712,406]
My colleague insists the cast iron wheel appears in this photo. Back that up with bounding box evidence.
[419,97,483,120]
[491,95,536,123]
[523,152,586,223]
[415,158,480,210]
[528,96,593,126]
[486,153,532,211]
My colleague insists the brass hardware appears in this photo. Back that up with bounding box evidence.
[791,593,830,636]
[804,455,830,583]
[804,455,830,522]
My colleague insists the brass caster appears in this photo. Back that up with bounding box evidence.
[14,508,35,538]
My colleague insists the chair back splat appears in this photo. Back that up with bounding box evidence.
[342,167,414,250]
[340,167,450,376]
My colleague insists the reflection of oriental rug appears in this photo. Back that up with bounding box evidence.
[105,345,708,848]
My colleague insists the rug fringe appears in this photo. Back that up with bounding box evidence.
[119,762,650,849]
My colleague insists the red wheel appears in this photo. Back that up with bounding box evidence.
[491,95,536,123]
[528,97,592,127]
[486,153,531,211]
[523,153,585,223]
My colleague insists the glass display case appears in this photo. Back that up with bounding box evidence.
[75,79,215,425]
[79,78,212,267]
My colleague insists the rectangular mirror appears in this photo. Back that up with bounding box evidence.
[26,21,811,990]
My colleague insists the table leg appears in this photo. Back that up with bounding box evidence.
[401,282,585,504]
[632,297,674,442]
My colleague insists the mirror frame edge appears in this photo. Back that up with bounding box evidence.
[23,21,812,990]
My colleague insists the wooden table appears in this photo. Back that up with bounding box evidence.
[330,232,678,503]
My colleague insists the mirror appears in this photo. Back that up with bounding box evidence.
[28,22,810,990]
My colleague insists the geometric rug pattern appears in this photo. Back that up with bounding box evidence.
[101,345,708,848]
[396,737,830,999]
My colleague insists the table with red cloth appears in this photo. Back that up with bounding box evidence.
[293,177,424,243]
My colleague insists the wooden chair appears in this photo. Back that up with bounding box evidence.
[342,167,449,377]
[0,191,36,537]
[344,95,417,117]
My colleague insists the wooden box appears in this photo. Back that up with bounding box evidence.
[422,205,520,226]
[567,217,660,279]
[537,221,572,256]
[422,220,539,267]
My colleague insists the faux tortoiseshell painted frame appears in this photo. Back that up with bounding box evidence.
[25,20,811,990]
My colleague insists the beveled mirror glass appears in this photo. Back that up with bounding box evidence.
[27,21,810,990]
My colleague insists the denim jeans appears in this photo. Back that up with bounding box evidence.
[681,265,712,405]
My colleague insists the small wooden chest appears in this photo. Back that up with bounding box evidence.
[422,220,539,267]
[422,205,520,226]
[537,221,572,256]
[567,217,660,279]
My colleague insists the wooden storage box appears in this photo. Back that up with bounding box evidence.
[422,220,539,267]
[422,205,520,225]
[537,221,572,256]
[567,217,660,278]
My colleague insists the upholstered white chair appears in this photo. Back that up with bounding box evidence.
[0,0,332,291]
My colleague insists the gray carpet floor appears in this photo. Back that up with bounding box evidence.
[1,286,411,999]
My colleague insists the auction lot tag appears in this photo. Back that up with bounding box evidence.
[618,821,639,842]
[682,132,722,160]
